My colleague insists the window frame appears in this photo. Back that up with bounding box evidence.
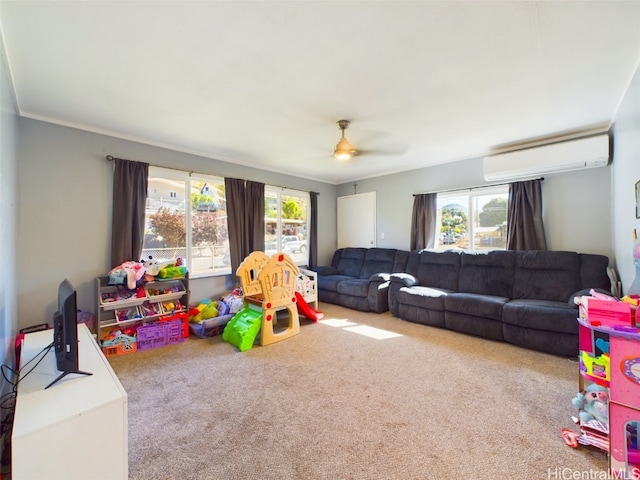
[435,185,509,252]
[143,166,231,278]
[264,186,310,266]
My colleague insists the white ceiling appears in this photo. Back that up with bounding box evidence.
[1,1,640,185]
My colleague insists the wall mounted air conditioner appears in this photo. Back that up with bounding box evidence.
[483,134,610,181]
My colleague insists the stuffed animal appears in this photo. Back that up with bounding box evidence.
[157,264,188,279]
[109,261,145,290]
[141,256,161,281]
[571,383,609,424]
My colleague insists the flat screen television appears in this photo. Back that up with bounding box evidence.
[45,279,92,389]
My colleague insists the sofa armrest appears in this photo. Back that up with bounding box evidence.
[370,273,390,282]
[390,272,418,288]
[568,287,613,306]
[315,265,338,276]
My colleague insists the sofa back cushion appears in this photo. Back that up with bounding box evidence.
[458,251,515,297]
[512,251,581,302]
[393,250,410,274]
[579,253,611,291]
[361,248,398,279]
[410,249,462,290]
[332,248,367,278]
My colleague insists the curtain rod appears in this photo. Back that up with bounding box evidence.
[105,155,319,196]
[412,177,544,196]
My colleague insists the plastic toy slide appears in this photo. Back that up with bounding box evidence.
[221,305,264,351]
[295,292,324,321]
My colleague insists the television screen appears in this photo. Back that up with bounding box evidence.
[46,279,92,389]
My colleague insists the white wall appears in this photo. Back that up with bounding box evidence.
[612,62,640,293]
[337,155,612,258]
[0,23,19,458]
[16,118,337,330]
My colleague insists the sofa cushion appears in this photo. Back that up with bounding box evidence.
[445,293,508,321]
[502,299,578,335]
[398,286,451,310]
[360,248,397,279]
[317,275,353,293]
[334,248,367,277]
[398,303,446,328]
[502,324,578,357]
[413,250,461,290]
[445,311,504,341]
[513,251,581,302]
[393,250,410,273]
[337,278,370,297]
[579,253,611,290]
[458,251,515,297]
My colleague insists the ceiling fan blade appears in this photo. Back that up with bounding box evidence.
[356,131,409,155]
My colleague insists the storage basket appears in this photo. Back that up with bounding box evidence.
[102,340,137,357]
[137,323,168,351]
[145,280,186,303]
[160,311,189,338]
[189,314,234,338]
[165,320,185,345]
[137,320,185,351]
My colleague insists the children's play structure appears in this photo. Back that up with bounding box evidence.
[222,251,323,351]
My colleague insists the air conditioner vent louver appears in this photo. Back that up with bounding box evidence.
[483,134,610,181]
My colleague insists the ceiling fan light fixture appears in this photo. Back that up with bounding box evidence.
[334,137,355,161]
[334,119,357,160]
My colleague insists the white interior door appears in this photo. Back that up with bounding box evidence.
[337,192,376,249]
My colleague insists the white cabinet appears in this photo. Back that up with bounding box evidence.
[12,323,127,480]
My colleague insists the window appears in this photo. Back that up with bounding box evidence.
[142,166,230,277]
[435,186,508,251]
[264,187,310,265]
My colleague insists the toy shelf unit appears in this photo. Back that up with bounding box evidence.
[95,274,189,354]
[563,298,640,480]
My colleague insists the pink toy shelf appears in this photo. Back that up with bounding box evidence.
[564,313,640,480]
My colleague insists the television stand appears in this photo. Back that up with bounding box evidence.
[12,323,128,479]
[45,368,93,389]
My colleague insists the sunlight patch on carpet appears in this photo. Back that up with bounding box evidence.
[343,325,403,339]
[319,318,358,327]
[318,317,403,339]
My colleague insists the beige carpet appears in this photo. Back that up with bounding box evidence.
[108,303,608,480]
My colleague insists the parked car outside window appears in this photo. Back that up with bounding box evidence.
[281,235,307,253]
[265,240,294,256]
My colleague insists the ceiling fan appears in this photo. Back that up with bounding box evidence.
[333,120,358,161]
[332,119,408,161]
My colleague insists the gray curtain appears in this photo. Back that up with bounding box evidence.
[244,180,265,255]
[224,178,265,275]
[506,179,547,250]
[110,158,149,268]
[224,178,246,275]
[308,192,318,269]
[410,193,437,250]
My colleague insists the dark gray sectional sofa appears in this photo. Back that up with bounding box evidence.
[315,247,612,357]
[388,249,611,356]
[315,247,409,312]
